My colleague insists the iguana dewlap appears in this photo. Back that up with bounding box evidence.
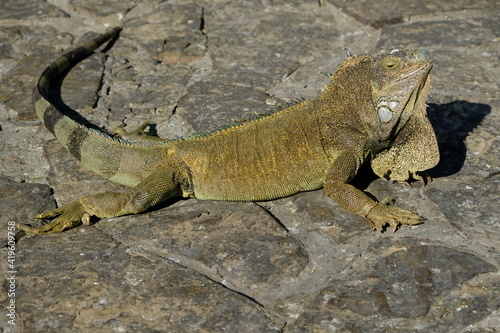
[18,27,439,234]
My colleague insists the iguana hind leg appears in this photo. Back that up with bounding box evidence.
[17,166,183,234]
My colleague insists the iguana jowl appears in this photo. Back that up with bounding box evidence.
[18,27,439,234]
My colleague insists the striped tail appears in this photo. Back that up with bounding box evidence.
[34,27,121,136]
[33,27,168,187]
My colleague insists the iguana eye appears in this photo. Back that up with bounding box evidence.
[382,58,401,70]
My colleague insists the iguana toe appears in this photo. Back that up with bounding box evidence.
[17,201,87,234]
[413,171,432,186]
[366,197,425,232]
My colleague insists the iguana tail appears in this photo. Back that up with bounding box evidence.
[34,27,121,135]
[33,27,167,187]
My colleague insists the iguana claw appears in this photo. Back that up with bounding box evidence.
[366,197,425,232]
[413,171,432,186]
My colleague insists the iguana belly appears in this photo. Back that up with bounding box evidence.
[191,159,327,201]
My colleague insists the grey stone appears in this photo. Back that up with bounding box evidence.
[328,0,498,28]
[287,239,498,332]
[0,0,68,20]
[0,0,498,332]
[0,178,54,247]
[4,225,284,332]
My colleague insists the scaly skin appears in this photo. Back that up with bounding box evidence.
[18,28,439,234]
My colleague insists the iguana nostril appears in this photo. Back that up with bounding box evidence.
[416,50,431,62]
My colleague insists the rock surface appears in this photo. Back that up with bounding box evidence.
[0,0,499,332]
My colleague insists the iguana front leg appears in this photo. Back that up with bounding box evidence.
[17,166,183,234]
[324,153,424,231]
[371,110,439,184]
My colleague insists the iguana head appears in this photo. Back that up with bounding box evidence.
[370,49,432,138]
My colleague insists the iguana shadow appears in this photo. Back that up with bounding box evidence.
[350,100,490,191]
[427,101,491,178]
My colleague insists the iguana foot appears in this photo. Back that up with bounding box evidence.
[114,121,164,142]
[391,171,432,189]
[366,197,425,232]
[413,171,432,185]
[16,201,89,234]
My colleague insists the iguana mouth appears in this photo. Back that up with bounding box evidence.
[396,61,432,83]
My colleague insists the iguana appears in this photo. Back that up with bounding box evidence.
[18,27,439,234]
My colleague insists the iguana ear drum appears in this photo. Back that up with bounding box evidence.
[376,99,401,123]
[377,102,394,122]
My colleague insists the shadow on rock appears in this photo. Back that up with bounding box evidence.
[427,101,490,178]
